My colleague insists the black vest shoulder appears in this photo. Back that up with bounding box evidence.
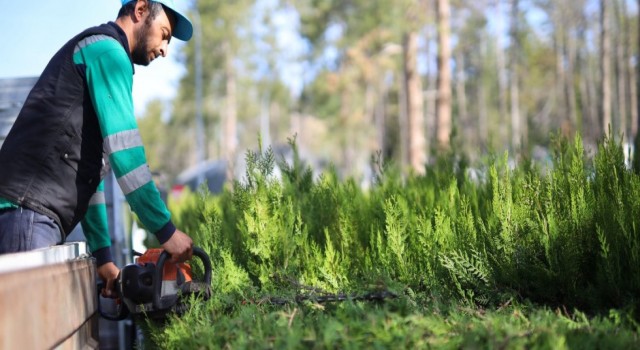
[0,22,132,234]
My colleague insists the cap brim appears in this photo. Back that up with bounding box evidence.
[164,7,193,41]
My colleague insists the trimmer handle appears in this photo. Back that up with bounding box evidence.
[97,279,130,321]
[153,247,212,311]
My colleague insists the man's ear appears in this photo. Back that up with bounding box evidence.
[134,0,149,22]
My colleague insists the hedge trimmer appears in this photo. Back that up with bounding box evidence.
[98,247,212,322]
[98,247,396,322]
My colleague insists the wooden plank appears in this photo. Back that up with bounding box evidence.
[0,259,98,349]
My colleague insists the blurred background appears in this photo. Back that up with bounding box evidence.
[2,0,638,191]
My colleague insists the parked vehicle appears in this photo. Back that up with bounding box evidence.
[172,159,227,198]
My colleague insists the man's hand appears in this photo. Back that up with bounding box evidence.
[97,262,119,298]
[162,229,193,263]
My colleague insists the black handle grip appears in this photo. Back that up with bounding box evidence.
[97,280,130,321]
[153,247,212,311]
[193,247,213,286]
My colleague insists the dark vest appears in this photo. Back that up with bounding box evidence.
[0,22,133,235]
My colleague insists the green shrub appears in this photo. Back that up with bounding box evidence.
[151,134,640,348]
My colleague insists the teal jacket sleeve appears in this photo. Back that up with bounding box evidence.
[74,35,176,257]
[80,181,112,266]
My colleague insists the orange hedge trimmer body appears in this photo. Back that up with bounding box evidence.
[99,247,212,321]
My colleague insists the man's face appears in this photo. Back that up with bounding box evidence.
[131,6,174,66]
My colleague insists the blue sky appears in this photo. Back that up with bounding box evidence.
[0,0,187,116]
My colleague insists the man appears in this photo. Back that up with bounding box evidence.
[0,0,194,297]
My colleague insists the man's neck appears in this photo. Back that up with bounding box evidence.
[114,18,136,54]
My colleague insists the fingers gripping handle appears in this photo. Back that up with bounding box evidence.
[97,280,130,321]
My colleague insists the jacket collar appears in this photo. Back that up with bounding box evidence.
[106,21,135,74]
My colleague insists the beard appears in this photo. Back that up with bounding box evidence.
[131,20,152,66]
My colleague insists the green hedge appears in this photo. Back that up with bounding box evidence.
[150,135,640,348]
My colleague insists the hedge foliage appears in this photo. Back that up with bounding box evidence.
[149,135,640,348]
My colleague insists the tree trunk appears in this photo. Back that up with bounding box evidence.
[631,54,639,141]
[629,0,639,143]
[259,94,271,149]
[223,41,238,181]
[621,0,631,141]
[425,17,437,161]
[340,80,352,177]
[496,5,509,148]
[399,66,409,171]
[633,0,640,172]
[577,15,599,143]
[193,9,205,165]
[600,0,612,137]
[510,0,522,151]
[436,0,452,150]
[553,2,568,129]
[375,73,389,164]
[270,99,281,144]
[565,23,578,133]
[612,0,627,141]
[478,29,488,150]
[588,56,601,142]
[455,49,468,135]
[403,31,426,173]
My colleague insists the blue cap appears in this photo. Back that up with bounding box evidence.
[121,0,193,41]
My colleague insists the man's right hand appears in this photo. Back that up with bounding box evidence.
[161,229,193,263]
[97,262,120,298]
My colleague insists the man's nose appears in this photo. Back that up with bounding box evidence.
[160,41,169,57]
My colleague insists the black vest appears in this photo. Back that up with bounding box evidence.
[0,22,133,235]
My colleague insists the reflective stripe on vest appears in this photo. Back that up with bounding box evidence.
[74,35,116,54]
